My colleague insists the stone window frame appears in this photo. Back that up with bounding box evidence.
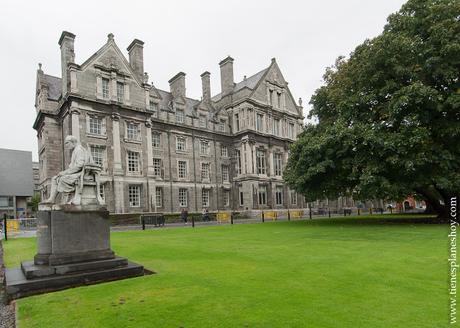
[155,187,163,208]
[175,109,185,124]
[125,121,141,142]
[217,119,226,132]
[273,118,280,136]
[234,113,240,132]
[152,131,161,149]
[258,185,267,205]
[99,183,106,202]
[128,184,141,207]
[89,144,106,170]
[102,78,110,99]
[126,150,141,175]
[222,165,229,183]
[255,112,264,132]
[116,81,124,103]
[199,114,207,128]
[86,114,106,137]
[201,188,210,208]
[274,153,283,176]
[148,99,159,117]
[179,188,188,207]
[239,189,244,206]
[235,149,241,175]
[221,145,228,158]
[201,162,210,181]
[152,158,162,177]
[175,136,187,152]
[288,121,295,139]
[177,160,188,179]
[256,148,266,175]
[199,140,210,156]
[275,185,283,205]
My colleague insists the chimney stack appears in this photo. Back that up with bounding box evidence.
[58,31,76,96]
[219,56,234,95]
[127,39,144,80]
[200,71,211,102]
[168,72,186,99]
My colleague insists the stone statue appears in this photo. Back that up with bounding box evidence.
[44,135,104,206]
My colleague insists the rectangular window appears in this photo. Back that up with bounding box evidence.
[239,190,244,206]
[258,185,267,205]
[117,82,124,103]
[223,190,230,207]
[288,122,295,138]
[199,115,207,128]
[274,153,282,176]
[127,122,140,141]
[202,189,209,207]
[256,149,266,175]
[235,113,239,131]
[290,190,297,205]
[176,109,185,123]
[127,151,140,173]
[277,92,281,108]
[218,119,225,132]
[102,78,109,99]
[275,186,283,205]
[235,149,241,175]
[273,119,280,136]
[153,158,162,177]
[256,113,263,132]
[201,162,210,180]
[179,188,187,207]
[155,187,163,208]
[178,160,187,179]
[221,145,228,157]
[222,165,229,182]
[89,116,102,135]
[128,185,140,207]
[90,145,104,167]
[176,136,186,151]
[152,132,161,148]
[200,140,209,155]
[269,89,274,105]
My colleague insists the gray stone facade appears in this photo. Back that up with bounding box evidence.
[34,31,311,214]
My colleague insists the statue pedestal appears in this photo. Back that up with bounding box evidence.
[5,207,146,300]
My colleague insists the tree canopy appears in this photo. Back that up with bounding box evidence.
[284,0,460,217]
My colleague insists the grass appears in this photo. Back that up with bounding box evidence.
[3,215,449,328]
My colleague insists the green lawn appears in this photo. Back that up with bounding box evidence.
[3,215,449,328]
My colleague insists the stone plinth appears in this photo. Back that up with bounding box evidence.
[5,207,147,300]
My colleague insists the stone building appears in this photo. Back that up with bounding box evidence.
[34,31,307,214]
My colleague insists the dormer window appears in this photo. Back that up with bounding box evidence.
[149,100,158,117]
[199,115,207,128]
[117,82,124,103]
[218,119,226,132]
[176,109,185,124]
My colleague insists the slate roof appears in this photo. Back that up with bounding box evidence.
[43,74,62,101]
[156,89,200,116]
[211,67,268,102]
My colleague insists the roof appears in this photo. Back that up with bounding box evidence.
[211,67,268,102]
[43,74,62,101]
[156,89,200,115]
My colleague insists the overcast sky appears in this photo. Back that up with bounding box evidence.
[0,0,406,161]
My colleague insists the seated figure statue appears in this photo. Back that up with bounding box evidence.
[44,135,104,206]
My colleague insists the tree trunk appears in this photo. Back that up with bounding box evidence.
[415,188,449,218]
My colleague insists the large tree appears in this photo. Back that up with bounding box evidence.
[284,0,460,217]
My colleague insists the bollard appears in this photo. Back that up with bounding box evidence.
[288,210,291,221]
[192,215,195,228]
[262,211,265,223]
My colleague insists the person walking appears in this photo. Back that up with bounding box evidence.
[202,208,209,222]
